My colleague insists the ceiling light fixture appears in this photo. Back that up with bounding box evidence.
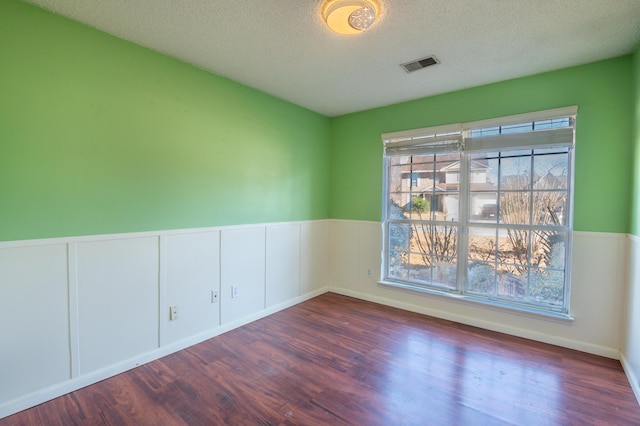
[322,0,379,35]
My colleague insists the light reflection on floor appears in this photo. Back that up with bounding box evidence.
[380,326,563,425]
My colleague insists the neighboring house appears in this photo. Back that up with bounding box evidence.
[393,156,567,224]
[395,157,497,220]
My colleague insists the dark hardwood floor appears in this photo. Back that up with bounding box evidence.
[3,293,639,425]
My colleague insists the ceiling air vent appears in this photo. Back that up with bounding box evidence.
[400,55,439,73]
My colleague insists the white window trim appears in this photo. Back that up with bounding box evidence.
[380,106,577,319]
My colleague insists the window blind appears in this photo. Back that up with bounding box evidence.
[382,106,577,155]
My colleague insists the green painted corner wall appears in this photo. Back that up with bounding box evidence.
[0,0,331,241]
[631,47,640,236]
[329,57,635,233]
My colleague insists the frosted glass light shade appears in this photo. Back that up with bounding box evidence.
[322,0,378,35]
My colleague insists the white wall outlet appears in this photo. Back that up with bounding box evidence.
[231,285,239,299]
[169,306,179,320]
[211,290,219,303]
[367,267,373,278]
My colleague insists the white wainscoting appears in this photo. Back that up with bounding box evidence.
[0,244,70,404]
[622,234,640,404]
[163,231,221,346]
[2,219,636,418]
[0,221,329,420]
[221,227,267,325]
[266,224,301,308]
[76,237,160,375]
[329,220,628,360]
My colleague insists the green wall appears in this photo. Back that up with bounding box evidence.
[0,0,331,242]
[631,48,640,236]
[330,57,634,233]
[2,0,636,241]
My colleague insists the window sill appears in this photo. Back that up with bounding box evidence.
[378,280,574,323]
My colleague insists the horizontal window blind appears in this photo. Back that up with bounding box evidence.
[382,106,577,155]
[384,134,462,156]
[464,127,574,152]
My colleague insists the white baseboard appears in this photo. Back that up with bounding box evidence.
[620,353,640,405]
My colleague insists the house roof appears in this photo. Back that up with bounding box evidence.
[440,160,490,172]
[23,0,640,117]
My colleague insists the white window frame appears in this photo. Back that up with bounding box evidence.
[381,106,577,319]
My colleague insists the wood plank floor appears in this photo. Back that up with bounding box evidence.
[2,293,639,425]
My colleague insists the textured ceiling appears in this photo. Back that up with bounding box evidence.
[22,0,640,117]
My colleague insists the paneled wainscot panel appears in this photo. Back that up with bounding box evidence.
[76,237,160,375]
[220,227,267,325]
[300,221,329,295]
[266,224,301,308]
[623,235,640,403]
[164,231,221,345]
[0,244,70,403]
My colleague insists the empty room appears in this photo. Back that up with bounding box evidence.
[1,0,640,424]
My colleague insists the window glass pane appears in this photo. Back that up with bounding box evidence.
[388,165,404,191]
[436,152,461,161]
[408,253,431,283]
[501,122,533,134]
[470,151,498,160]
[437,159,458,185]
[388,193,410,219]
[530,268,565,307]
[533,120,553,130]
[406,223,459,289]
[531,231,566,270]
[496,266,527,302]
[500,149,532,158]
[408,223,431,283]
[469,154,498,223]
[470,193,498,222]
[438,193,459,222]
[470,157,498,186]
[388,222,410,280]
[500,156,531,189]
[470,154,499,190]
[434,257,457,289]
[533,117,570,130]
[533,153,569,190]
[408,195,432,221]
[432,157,459,221]
[411,153,435,165]
[389,260,408,280]
[532,191,567,226]
[468,227,497,262]
[534,147,569,155]
[497,228,529,268]
[500,192,531,225]
[433,225,459,262]
[470,126,500,137]
[389,155,410,166]
[467,261,497,296]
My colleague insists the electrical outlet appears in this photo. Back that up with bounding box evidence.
[231,285,239,299]
[367,268,373,278]
[170,306,179,320]
[211,290,219,303]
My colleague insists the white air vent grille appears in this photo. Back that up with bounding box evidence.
[400,56,439,73]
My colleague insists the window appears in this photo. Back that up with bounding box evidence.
[382,107,576,316]
[409,172,420,187]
